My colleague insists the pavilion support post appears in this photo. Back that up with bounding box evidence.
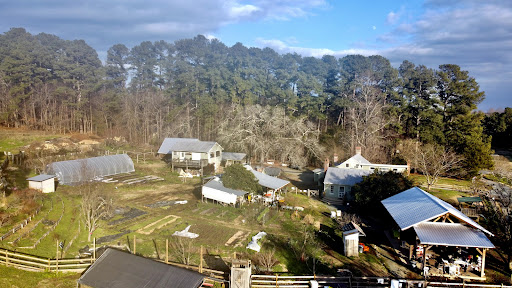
[423,245,428,272]
[481,248,487,278]
[409,244,414,260]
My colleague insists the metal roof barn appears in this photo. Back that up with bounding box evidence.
[46,154,134,185]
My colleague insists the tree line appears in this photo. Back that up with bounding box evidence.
[0,28,497,174]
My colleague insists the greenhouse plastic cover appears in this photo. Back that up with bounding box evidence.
[46,154,135,185]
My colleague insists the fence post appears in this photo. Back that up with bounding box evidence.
[199,245,203,273]
[165,239,168,264]
[5,249,8,267]
[133,235,136,255]
[93,238,96,261]
[56,240,59,272]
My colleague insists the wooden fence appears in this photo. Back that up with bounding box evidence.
[251,275,512,288]
[0,205,42,241]
[0,247,93,273]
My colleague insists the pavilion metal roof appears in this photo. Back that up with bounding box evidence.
[204,179,248,196]
[78,248,205,288]
[324,167,372,186]
[381,187,493,236]
[157,138,220,154]
[414,222,494,248]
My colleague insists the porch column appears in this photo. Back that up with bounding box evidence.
[481,248,487,278]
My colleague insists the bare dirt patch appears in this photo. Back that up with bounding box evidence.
[225,230,250,248]
[137,215,180,235]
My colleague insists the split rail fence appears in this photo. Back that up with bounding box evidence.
[0,247,93,273]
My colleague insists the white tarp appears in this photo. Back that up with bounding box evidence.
[172,225,199,238]
[247,231,267,252]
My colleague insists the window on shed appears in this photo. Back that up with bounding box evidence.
[346,164,349,167]
[210,152,214,158]
[330,185,334,194]
[216,151,220,157]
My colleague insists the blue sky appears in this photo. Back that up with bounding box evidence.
[0,0,511,111]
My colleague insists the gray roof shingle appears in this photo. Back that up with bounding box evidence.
[245,166,290,190]
[324,167,372,186]
[27,174,56,182]
[78,248,205,288]
[157,138,220,154]
[222,152,246,161]
[204,179,248,196]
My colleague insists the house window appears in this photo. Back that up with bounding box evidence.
[346,164,349,168]
[216,151,220,157]
[370,167,375,170]
[330,185,335,194]
[210,152,214,158]
[173,151,177,156]
[393,169,397,172]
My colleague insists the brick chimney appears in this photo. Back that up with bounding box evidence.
[355,146,362,155]
[333,153,338,164]
[324,158,330,172]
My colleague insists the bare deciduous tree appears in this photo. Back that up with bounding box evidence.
[345,76,394,162]
[78,161,113,242]
[403,141,463,190]
[81,182,113,242]
[219,104,324,166]
[169,236,194,265]
[256,248,279,272]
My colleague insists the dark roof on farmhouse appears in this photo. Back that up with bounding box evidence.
[27,174,55,182]
[381,187,492,235]
[45,154,134,185]
[204,179,248,196]
[157,138,220,154]
[222,152,246,161]
[323,167,372,186]
[263,167,281,177]
[78,248,205,288]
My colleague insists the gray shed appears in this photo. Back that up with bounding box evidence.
[27,174,56,193]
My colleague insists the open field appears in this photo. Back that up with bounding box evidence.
[0,129,510,286]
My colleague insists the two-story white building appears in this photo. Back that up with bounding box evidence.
[336,147,408,173]
[157,138,223,173]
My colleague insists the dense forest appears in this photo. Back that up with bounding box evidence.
[0,27,505,174]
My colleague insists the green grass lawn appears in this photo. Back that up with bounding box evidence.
[0,264,79,288]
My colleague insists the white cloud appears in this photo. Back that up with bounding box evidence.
[386,11,399,25]
[255,38,377,58]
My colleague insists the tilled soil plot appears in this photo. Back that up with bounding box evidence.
[108,208,147,226]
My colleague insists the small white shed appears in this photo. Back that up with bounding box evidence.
[202,178,247,206]
[342,222,365,257]
[27,174,56,193]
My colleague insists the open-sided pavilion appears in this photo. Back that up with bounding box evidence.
[381,187,494,280]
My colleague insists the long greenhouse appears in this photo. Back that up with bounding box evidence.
[45,154,135,185]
